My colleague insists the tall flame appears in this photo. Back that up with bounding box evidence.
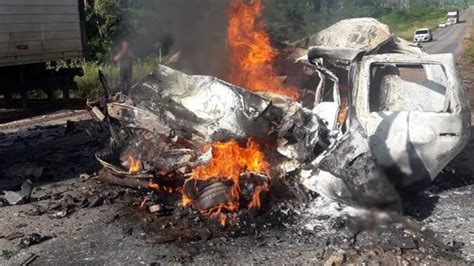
[227,0,299,100]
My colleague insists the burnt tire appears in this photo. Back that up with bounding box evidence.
[195,182,232,211]
[185,181,232,211]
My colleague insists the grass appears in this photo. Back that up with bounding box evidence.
[467,38,474,61]
[380,7,450,40]
[74,54,162,98]
[466,24,474,62]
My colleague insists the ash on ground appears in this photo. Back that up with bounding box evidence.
[0,114,472,264]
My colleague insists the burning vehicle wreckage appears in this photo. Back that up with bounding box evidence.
[87,18,470,226]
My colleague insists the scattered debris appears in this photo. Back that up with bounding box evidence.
[5,232,25,241]
[2,179,33,205]
[97,169,150,191]
[19,233,53,248]
[24,205,48,216]
[48,209,69,219]
[0,250,13,260]
[20,253,39,266]
[149,204,162,213]
[88,195,104,208]
[79,173,91,180]
[15,223,27,229]
[324,253,345,266]
[122,226,133,236]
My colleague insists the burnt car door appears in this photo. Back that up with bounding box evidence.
[354,53,471,190]
[308,46,364,131]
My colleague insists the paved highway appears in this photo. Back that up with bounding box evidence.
[402,6,474,262]
[422,6,473,55]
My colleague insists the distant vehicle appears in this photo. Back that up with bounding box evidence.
[439,22,447,28]
[413,28,433,42]
[0,0,87,104]
[447,10,460,24]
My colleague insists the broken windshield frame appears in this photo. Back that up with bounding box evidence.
[356,54,456,117]
[368,63,449,112]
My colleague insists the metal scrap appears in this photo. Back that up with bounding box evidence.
[2,179,33,205]
[19,233,53,249]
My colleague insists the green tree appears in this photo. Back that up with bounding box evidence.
[85,0,129,62]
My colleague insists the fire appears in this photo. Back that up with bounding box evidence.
[192,139,270,197]
[182,194,193,207]
[227,0,299,100]
[148,181,179,194]
[185,138,271,225]
[219,215,227,227]
[128,157,141,174]
[248,183,269,209]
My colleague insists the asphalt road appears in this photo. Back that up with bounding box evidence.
[413,6,474,261]
[422,7,473,55]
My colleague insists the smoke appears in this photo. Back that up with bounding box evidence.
[128,0,231,77]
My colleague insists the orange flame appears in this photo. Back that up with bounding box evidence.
[248,183,269,209]
[227,0,299,100]
[182,194,193,207]
[148,182,180,194]
[128,157,141,174]
[219,214,227,227]
[192,139,270,197]
[186,138,270,226]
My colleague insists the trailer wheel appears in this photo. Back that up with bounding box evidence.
[58,76,72,102]
[43,87,55,102]
[62,85,70,101]
[3,90,13,107]
[19,69,28,108]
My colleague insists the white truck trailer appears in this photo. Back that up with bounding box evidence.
[447,10,460,24]
[0,0,86,103]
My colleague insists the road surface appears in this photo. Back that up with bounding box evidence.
[412,6,474,262]
[422,7,473,55]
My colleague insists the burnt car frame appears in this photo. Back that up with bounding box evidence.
[90,18,470,211]
[306,50,470,198]
[296,18,470,205]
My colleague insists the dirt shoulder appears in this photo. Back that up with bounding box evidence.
[458,9,474,112]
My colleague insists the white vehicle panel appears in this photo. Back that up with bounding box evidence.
[0,0,84,67]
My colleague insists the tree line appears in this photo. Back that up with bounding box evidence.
[83,0,472,61]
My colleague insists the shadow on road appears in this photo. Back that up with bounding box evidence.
[0,120,107,191]
[403,127,474,220]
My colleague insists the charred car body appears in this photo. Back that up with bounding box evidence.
[90,18,470,215]
[300,18,470,197]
